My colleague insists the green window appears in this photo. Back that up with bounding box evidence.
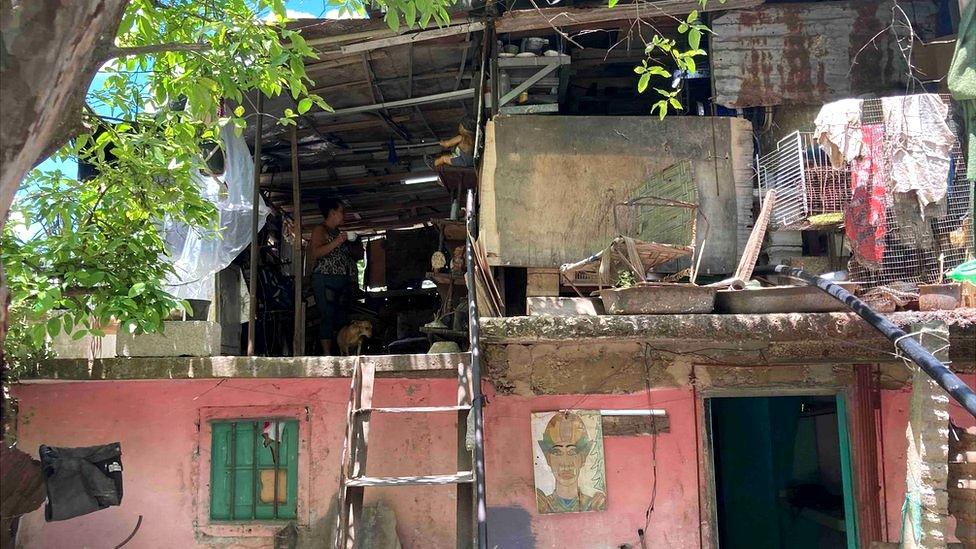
[210,419,299,521]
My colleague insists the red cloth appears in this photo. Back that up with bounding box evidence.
[845,124,887,268]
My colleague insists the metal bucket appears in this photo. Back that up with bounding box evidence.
[597,284,717,315]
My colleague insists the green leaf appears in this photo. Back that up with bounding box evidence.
[47,316,62,338]
[687,9,699,23]
[685,56,697,74]
[637,73,651,93]
[669,97,682,109]
[609,0,619,7]
[128,282,146,297]
[689,28,702,50]
[385,10,401,32]
[297,97,313,114]
[678,22,688,33]
[403,1,417,27]
[31,324,47,346]
[234,105,245,117]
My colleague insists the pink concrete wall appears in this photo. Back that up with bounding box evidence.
[879,373,976,543]
[484,385,701,548]
[11,380,702,548]
[11,378,462,548]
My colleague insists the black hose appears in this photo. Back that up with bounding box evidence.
[755,264,976,417]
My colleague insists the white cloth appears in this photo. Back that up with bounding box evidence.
[814,98,864,168]
[162,124,270,301]
[881,94,955,214]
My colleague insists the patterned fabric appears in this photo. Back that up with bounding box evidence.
[313,229,353,276]
[845,124,887,269]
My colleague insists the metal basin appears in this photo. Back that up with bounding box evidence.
[597,284,718,315]
[714,283,860,314]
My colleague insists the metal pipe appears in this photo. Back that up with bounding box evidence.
[755,264,976,416]
[464,188,489,548]
[247,93,264,356]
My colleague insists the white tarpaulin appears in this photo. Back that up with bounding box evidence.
[163,124,269,301]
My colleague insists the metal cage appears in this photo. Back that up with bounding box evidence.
[757,131,853,230]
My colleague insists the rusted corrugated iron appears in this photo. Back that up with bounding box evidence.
[711,1,940,108]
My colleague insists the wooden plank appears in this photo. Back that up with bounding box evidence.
[601,414,670,436]
[495,0,763,33]
[345,472,474,487]
[526,268,560,297]
[340,22,485,55]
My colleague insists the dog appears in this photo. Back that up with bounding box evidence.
[337,320,373,356]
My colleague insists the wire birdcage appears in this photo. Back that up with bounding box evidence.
[757,131,852,230]
[849,98,974,293]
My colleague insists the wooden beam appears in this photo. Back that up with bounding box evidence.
[340,22,485,54]
[311,89,475,118]
[247,94,264,357]
[290,124,305,357]
[495,0,763,33]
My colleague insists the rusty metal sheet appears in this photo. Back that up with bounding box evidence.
[711,1,940,108]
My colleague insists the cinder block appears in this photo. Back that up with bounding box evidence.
[51,332,117,359]
[116,321,221,357]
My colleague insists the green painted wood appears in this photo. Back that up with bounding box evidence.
[836,395,860,549]
[209,419,299,521]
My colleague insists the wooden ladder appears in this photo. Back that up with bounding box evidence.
[333,354,476,548]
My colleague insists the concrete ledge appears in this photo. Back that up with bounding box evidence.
[481,310,976,366]
[24,353,469,381]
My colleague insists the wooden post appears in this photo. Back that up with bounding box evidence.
[851,364,883,546]
[290,124,304,356]
[901,321,951,548]
[247,94,264,356]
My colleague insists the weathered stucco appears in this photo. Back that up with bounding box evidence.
[11,378,705,549]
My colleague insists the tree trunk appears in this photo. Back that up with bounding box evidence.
[1,2,129,540]
[0,0,128,230]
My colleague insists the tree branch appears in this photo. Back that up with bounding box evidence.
[101,42,210,62]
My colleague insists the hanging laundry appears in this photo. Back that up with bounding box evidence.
[40,443,123,521]
[814,98,864,168]
[845,125,887,269]
[948,0,975,180]
[881,94,955,214]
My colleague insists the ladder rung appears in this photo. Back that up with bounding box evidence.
[345,472,474,487]
[354,405,471,414]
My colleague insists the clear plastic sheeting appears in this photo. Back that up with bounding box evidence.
[162,124,269,302]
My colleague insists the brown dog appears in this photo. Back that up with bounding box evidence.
[337,320,373,356]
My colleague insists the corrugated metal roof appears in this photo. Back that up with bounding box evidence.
[711,1,940,108]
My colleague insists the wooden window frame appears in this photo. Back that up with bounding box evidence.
[195,405,311,538]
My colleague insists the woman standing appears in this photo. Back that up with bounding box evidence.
[309,197,355,355]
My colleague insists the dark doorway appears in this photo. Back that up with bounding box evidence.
[708,395,858,549]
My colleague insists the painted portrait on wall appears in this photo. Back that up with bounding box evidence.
[531,410,607,514]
